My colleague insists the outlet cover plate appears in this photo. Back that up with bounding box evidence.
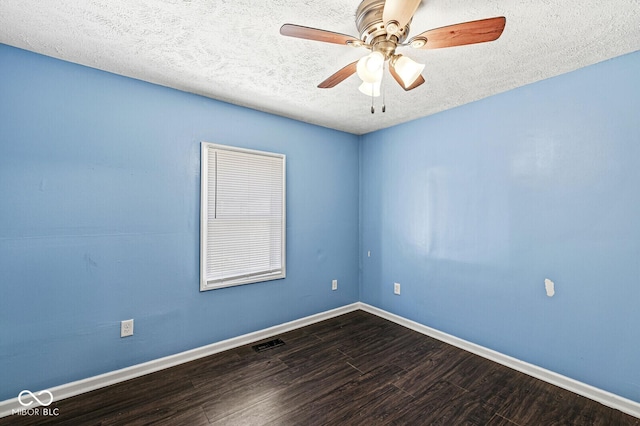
[394,283,401,295]
[121,319,134,337]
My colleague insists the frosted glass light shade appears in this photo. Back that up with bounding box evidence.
[356,51,384,83]
[358,80,381,97]
[393,55,425,88]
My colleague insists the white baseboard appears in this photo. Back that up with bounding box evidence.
[0,303,360,418]
[3,302,638,420]
[358,302,640,419]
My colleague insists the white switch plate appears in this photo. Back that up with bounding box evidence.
[394,283,401,295]
[332,279,338,291]
[121,319,134,337]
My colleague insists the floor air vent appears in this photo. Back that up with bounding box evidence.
[252,338,285,352]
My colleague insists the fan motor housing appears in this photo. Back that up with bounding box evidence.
[355,0,411,45]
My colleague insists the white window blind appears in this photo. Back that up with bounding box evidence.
[200,143,286,291]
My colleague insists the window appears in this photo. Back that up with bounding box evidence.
[200,143,286,291]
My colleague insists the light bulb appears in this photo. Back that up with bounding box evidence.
[358,80,381,97]
[357,51,384,83]
[393,55,425,88]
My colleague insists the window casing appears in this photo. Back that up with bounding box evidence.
[200,143,286,291]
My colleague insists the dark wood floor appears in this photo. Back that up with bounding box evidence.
[3,310,639,425]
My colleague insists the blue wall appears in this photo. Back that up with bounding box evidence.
[0,44,360,400]
[360,50,640,402]
[2,41,640,405]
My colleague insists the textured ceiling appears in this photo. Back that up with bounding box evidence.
[1,0,639,135]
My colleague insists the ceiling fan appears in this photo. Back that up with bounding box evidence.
[280,0,506,108]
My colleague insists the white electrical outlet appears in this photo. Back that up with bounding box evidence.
[394,282,401,295]
[121,319,134,337]
[332,279,338,291]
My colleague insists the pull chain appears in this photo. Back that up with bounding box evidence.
[382,62,386,113]
[371,91,375,114]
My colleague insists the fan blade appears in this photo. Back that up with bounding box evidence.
[389,63,425,91]
[318,61,358,88]
[404,74,425,91]
[383,0,421,29]
[406,74,425,90]
[409,17,506,49]
[280,24,361,46]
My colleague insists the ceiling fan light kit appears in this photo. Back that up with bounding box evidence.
[390,54,425,89]
[359,80,382,97]
[356,51,385,83]
[281,0,506,108]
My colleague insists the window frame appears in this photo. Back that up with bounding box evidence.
[200,142,286,291]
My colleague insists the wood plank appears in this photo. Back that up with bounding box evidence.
[2,310,638,425]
